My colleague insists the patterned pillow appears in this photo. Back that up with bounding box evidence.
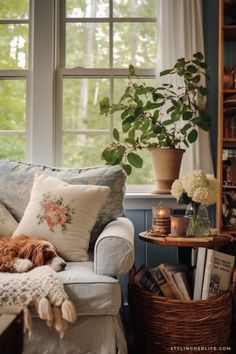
[0,202,18,236]
[0,160,126,247]
[13,172,110,261]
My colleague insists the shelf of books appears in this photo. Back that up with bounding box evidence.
[131,248,235,301]
[217,0,236,235]
[222,148,236,232]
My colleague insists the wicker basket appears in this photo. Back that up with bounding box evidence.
[128,283,232,354]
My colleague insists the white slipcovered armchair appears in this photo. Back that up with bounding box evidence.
[0,160,135,354]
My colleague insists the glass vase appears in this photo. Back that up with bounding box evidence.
[185,203,210,237]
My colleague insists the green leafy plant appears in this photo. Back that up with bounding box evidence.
[99,52,211,175]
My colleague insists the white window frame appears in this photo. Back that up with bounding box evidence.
[54,0,156,191]
[1,0,157,193]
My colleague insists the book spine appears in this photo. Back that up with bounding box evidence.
[159,264,183,300]
[201,250,213,300]
[193,247,207,300]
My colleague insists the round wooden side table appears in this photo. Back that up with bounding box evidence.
[139,232,233,264]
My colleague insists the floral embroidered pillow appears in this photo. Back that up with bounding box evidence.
[0,202,18,236]
[13,172,110,261]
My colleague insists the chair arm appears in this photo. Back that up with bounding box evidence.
[94,217,135,276]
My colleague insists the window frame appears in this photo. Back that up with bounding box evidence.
[55,0,156,191]
[0,0,157,191]
[0,3,32,161]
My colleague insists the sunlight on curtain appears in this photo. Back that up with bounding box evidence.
[156,0,214,176]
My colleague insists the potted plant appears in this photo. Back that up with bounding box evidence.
[99,52,211,193]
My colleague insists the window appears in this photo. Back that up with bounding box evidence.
[0,0,30,160]
[56,0,157,185]
[0,0,157,188]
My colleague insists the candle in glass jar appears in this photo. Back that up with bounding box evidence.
[171,216,187,236]
[153,207,171,218]
[152,207,171,235]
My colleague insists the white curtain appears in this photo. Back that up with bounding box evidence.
[156,0,214,176]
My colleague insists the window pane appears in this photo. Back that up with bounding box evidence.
[0,0,29,19]
[0,135,25,160]
[126,149,153,185]
[0,80,26,129]
[66,23,109,68]
[0,24,29,69]
[113,23,156,68]
[62,134,110,167]
[63,78,109,130]
[113,0,157,17]
[66,0,109,18]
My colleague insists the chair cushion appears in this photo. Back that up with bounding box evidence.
[0,159,126,246]
[0,202,18,236]
[58,262,121,315]
[13,172,110,261]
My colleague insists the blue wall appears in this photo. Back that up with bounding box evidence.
[203,0,219,174]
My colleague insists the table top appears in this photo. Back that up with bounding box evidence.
[139,231,233,248]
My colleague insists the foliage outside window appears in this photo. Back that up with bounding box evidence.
[0,0,29,161]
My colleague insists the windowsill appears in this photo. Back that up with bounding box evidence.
[124,191,179,210]
[125,192,174,199]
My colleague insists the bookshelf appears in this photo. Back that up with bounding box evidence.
[217,0,236,234]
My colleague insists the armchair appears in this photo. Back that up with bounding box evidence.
[0,160,135,354]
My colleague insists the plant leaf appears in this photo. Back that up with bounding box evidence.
[160,69,172,76]
[122,122,131,133]
[187,64,197,73]
[122,164,132,176]
[193,52,204,61]
[113,128,120,142]
[183,111,193,120]
[162,119,174,126]
[198,86,208,96]
[99,97,110,115]
[101,147,114,164]
[180,123,191,134]
[187,129,198,143]
[127,152,143,168]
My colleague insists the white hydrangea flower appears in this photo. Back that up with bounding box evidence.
[192,187,209,204]
[171,179,184,200]
[182,170,208,197]
[172,170,218,207]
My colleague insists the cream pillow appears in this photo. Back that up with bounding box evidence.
[13,172,110,261]
[0,202,18,236]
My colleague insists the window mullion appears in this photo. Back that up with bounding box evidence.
[0,19,29,24]
[59,68,155,76]
[30,0,55,165]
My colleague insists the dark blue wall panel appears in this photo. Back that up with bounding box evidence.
[203,0,219,174]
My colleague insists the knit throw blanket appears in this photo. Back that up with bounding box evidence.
[0,265,77,337]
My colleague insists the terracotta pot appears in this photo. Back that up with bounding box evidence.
[150,148,185,194]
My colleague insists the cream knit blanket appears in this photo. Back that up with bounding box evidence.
[0,265,77,337]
